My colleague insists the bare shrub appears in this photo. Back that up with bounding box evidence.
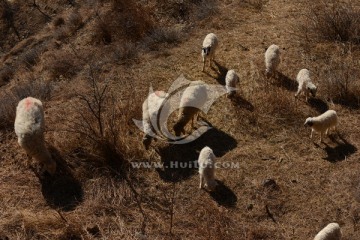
[67,9,83,31]
[156,0,217,22]
[320,48,360,108]
[243,0,268,11]
[41,50,82,80]
[0,65,14,85]
[21,48,41,68]
[113,41,138,64]
[303,0,360,44]
[143,27,183,50]
[66,64,143,170]
[91,0,153,45]
[52,16,65,27]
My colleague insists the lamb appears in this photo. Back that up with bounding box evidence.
[142,90,168,149]
[198,146,217,191]
[304,110,338,142]
[201,33,218,72]
[173,81,208,136]
[14,97,56,175]
[295,68,317,101]
[225,69,240,98]
[314,223,341,240]
[265,44,281,78]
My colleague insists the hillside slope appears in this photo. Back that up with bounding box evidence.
[0,0,360,239]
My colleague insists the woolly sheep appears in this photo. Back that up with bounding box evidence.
[173,81,208,136]
[265,44,281,78]
[314,223,341,240]
[14,97,56,175]
[201,33,218,72]
[142,90,168,149]
[225,69,240,98]
[295,68,317,101]
[304,110,338,142]
[198,146,217,191]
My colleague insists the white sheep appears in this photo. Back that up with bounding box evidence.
[173,81,208,136]
[314,223,341,240]
[265,44,281,78]
[201,33,218,72]
[304,110,338,142]
[142,90,168,149]
[198,146,217,191]
[295,68,317,101]
[14,97,56,175]
[225,69,240,98]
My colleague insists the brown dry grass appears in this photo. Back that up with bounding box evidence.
[0,0,360,239]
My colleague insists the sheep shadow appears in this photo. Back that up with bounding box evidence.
[308,98,329,113]
[209,180,237,208]
[274,72,298,92]
[323,134,357,162]
[209,61,228,85]
[230,94,254,112]
[156,126,237,182]
[35,145,83,211]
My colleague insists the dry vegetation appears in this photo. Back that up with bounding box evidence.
[0,0,360,239]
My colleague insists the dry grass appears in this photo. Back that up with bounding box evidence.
[301,0,360,44]
[1,0,360,239]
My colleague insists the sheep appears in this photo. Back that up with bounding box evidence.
[142,90,168,149]
[265,44,281,78]
[295,68,317,101]
[304,110,338,142]
[198,146,217,191]
[201,33,218,72]
[14,97,56,175]
[314,223,341,240]
[225,69,240,98]
[173,81,208,136]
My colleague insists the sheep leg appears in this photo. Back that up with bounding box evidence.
[199,175,204,189]
[26,154,32,168]
[320,132,323,143]
[310,129,313,139]
[202,58,205,72]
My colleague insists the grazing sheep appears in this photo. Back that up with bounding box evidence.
[202,33,218,72]
[265,44,281,78]
[14,97,56,175]
[225,69,240,98]
[314,223,341,240]
[295,69,317,101]
[142,90,168,149]
[304,110,338,142]
[173,81,208,136]
[198,146,217,191]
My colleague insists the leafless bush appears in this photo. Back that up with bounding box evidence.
[0,65,14,85]
[303,0,360,44]
[143,27,183,50]
[41,50,82,80]
[113,41,138,64]
[91,0,153,45]
[320,49,360,108]
[243,0,268,11]
[67,9,83,31]
[52,16,65,28]
[21,48,41,68]
[66,63,143,171]
[156,0,217,22]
